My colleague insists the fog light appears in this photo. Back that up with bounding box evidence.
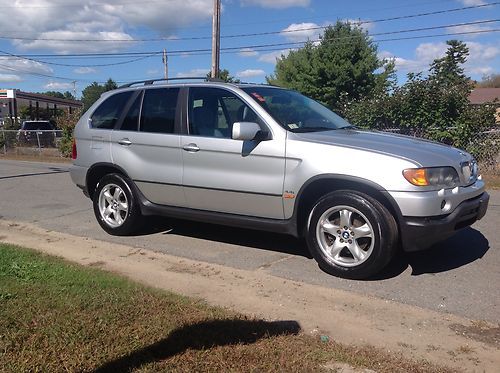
[441,200,446,209]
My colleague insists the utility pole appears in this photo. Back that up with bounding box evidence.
[211,0,221,79]
[72,80,77,99]
[162,49,168,79]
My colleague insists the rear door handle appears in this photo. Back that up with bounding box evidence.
[118,138,132,146]
[182,143,200,152]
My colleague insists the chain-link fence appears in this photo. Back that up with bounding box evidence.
[1,129,62,155]
[1,126,499,173]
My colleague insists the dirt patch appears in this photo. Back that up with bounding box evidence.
[450,322,500,348]
[0,219,499,372]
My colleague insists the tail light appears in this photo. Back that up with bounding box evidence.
[72,138,77,160]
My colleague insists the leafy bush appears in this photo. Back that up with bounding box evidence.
[0,118,20,151]
[54,110,81,157]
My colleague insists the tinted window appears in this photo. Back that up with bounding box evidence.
[90,91,133,129]
[188,87,261,138]
[140,88,179,134]
[120,93,142,131]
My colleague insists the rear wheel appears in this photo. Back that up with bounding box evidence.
[93,173,142,235]
[306,191,398,279]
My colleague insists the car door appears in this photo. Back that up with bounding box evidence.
[110,87,186,207]
[181,86,286,219]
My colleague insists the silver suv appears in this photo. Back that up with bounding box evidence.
[70,78,489,279]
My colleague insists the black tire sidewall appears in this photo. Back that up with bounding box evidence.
[306,191,396,279]
[92,173,141,236]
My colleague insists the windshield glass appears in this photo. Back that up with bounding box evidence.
[241,87,353,132]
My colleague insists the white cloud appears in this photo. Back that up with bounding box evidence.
[241,0,310,9]
[258,49,291,64]
[457,0,486,5]
[176,68,210,78]
[0,57,53,76]
[146,69,160,76]
[73,67,97,74]
[0,74,22,82]
[468,66,494,75]
[236,69,265,78]
[15,30,135,54]
[467,41,499,61]
[239,48,259,57]
[446,21,493,38]
[0,0,213,53]
[44,82,74,90]
[281,23,322,42]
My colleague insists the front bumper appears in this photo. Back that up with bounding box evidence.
[400,192,489,252]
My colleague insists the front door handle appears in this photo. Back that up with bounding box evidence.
[118,138,132,146]
[182,143,200,152]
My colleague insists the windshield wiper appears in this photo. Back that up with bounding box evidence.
[290,126,334,133]
[337,125,357,130]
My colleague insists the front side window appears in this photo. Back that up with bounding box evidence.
[139,88,179,134]
[90,91,133,129]
[242,87,353,132]
[188,87,261,138]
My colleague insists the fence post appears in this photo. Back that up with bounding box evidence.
[36,131,41,153]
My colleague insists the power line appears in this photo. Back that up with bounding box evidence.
[1,27,499,64]
[0,50,161,67]
[2,28,498,83]
[0,3,497,43]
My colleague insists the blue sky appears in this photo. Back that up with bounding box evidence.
[0,0,498,96]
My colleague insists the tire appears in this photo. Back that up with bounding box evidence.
[92,173,143,236]
[306,191,398,279]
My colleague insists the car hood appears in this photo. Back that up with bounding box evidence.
[291,129,472,167]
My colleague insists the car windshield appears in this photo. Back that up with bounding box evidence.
[241,87,353,132]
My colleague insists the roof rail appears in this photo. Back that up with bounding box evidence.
[118,76,210,88]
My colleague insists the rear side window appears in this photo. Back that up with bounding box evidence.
[140,88,179,134]
[90,91,133,129]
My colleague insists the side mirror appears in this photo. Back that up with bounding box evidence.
[232,122,269,141]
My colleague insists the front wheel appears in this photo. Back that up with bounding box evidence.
[92,173,142,235]
[306,191,398,279]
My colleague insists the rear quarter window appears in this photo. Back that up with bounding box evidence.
[90,91,133,129]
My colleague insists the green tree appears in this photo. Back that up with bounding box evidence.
[430,40,469,87]
[206,69,240,83]
[38,91,76,100]
[267,21,393,111]
[81,79,117,111]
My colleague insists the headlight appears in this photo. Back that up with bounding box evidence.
[403,167,459,188]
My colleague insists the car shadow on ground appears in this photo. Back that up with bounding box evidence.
[137,216,313,259]
[370,227,490,280]
[93,319,300,372]
[137,217,489,280]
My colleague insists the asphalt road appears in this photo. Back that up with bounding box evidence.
[1,159,499,324]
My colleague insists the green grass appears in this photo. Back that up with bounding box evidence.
[0,243,454,372]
